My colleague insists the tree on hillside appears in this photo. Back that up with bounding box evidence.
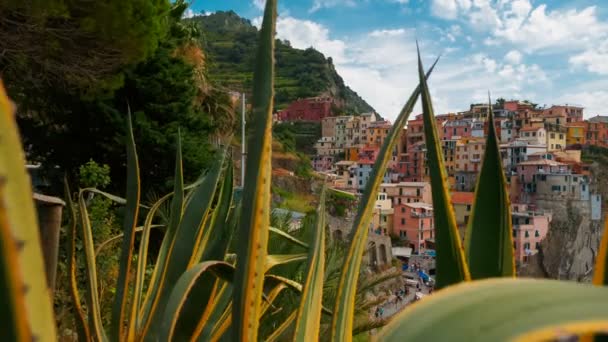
[13,1,235,194]
[0,0,170,95]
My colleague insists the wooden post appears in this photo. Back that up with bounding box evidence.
[34,193,65,294]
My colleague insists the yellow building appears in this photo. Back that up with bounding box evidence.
[367,121,392,147]
[545,123,567,151]
[442,139,457,176]
[566,124,586,145]
[455,138,485,173]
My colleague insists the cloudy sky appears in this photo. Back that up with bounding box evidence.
[192,0,608,120]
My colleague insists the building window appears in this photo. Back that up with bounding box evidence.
[513,229,517,237]
[550,133,555,139]
[524,242,530,250]
[401,218,405,225]
[383,216,387,222]
[401,207,406,213]
[513,242,517,249]
[535,230,540,237]
[525,231,529,238]
[466,204,471,211]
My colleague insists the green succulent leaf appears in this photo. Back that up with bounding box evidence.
[111,109,141,341]
[378,278,608,341]
[0,81,56,340]
[293,186,326,342]
[465,96,515,279]
[417,45,470,289]
[232,0,276,340]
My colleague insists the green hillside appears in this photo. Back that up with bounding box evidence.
[192,11,375,114]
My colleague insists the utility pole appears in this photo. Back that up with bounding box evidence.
[241,93,246,188]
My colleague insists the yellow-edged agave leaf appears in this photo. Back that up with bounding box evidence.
[417,46,470,289]
[133,133,184,335]
[293,187,326,341]
[192,282,234,341]
[265,253,308,272]
[232,0,276,340]
[377,278,608,341]
[0,81,56,340]
[465,96,514,279]
[331,54,439,342]
[77,190,107,340]
[0,183,30,341]
[196,158,234,264]
[270,226,310,249]
[593,218,608,285]
[64,181,90,341]
[158,261,234,341]
[138,135,186,332]
[94,224,164,257]
[111,110,141,341]
[143,152,226,338]
[266,311,297,342]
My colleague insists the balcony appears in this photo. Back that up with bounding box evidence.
[411,211,433,218]
[470,157,481,163]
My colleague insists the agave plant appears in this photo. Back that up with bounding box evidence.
[3,0,608,341]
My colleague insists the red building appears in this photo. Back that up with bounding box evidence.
[276,96,333,122]
[393,202,434,253]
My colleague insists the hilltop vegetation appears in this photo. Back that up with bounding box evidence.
[192,11,375,114]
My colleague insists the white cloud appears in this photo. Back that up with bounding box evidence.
[252,0,265,10]
[273,16,349,63]
[570,41,608,75]
[309,0,356,13]
[504,50,522,64]
[556,90,608,117]
[391,0,410,3]
[431,0,460,19]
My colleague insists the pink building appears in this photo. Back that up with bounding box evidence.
[393,202,434,253]
[358,146,379,164]
[311,155,334,172]
[442,119,473,140]
[276,96,333,122]
[511,204,552,263]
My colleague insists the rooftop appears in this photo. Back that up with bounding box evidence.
[520,126,544,132]
[517,159,567,167]
[451,192,475,205]
[405,202,434,210]
[381,182,429,188]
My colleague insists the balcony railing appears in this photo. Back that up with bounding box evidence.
[411,211,433,218]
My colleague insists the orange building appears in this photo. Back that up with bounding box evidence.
[393,202,434,253]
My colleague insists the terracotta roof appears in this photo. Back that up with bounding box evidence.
[451,192,474,205]
[519,126,543,132]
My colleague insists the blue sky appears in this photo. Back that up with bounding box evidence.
[189,1,608,120]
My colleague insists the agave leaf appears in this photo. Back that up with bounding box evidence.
[64,180,90,341]
[158,261,235,341]
[0,81,56,340]
[94,224,164,257]
[0,183,31,341]
[465,96,514,278]
[330,54,439,342]
[111,110,141,342]
[593,218,608,285]
[378,278,608,341]
[265,253,308,272]
[192,281,234,341]
[232,0,276,340]
[266,311,297,342]
[203,279,290,342]
[138,134,186,332]
[77,190,107,340]
[197,158,234,263]
[417,45,470,289]
[293,187,326,342]
[142,152,226,338]
[270,226,310,249]
[134,133,184,334]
